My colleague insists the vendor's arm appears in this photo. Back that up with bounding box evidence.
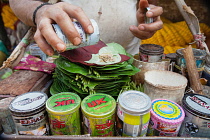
[130,0,163,39]
[9,0,93,56]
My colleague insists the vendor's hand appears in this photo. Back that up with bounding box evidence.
[129,0,163,40]
[34,2,94,56]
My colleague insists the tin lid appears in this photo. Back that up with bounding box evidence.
[176,48,206,59]
[81,93,116,118]
[46,92,81,115]
[182,93,210,118]
[9,92,48,115]
[139,44,164,55]
[118,90,151,115]
[0,97,15,111]
[151,99,185,125]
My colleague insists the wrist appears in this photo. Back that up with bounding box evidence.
[32,2,52,26]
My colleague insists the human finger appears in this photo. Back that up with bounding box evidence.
[37,17,66,53]
[129,25,155,40]
[137,16,163,32]
[146,6,163,18]
[34,28,55,56]
[62,3,94,34]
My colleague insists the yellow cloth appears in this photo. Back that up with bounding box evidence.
[141,17,210,54]
[1,5,18,30]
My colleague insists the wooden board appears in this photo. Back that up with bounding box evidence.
[0,70,52,98]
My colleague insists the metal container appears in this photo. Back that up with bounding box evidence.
[0,97,16,134]
[81,93,116,136]
[147,99,185,137]
[117,90,151,137]
[178,93,210,138]
[52,19,100,50]
[9,91,49,135]
[176,48,206,69]
[46,92,81,135]
[139,44,164,62]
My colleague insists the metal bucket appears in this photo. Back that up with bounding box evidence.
[144,70,188,104]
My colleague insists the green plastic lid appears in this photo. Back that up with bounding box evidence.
[81,93,116,118]
[46,92,81,115]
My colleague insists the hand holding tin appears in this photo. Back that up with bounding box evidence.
[144,7,154,24]
[129,0,163,40]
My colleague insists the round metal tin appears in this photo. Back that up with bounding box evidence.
[118,90,151,115]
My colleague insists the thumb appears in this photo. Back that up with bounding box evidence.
[139,0,149,12]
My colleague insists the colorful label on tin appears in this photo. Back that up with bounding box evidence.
[81,94,116,136]
[46,92,81,135]
[152,100,182,120]
[52,19,99,50]
[10,92,47,111]
[117,105,150,137]
[48,110,81,135]
[147,99,184,136]
[13,110,48,135]
[178,94,210,137]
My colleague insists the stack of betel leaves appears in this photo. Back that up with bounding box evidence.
[50,41,140,98]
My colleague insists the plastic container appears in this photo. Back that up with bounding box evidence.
[9,91,49,135]
[46,92,81,135]
[117,90,151,137]
[0,97,16,134]
[139,44,164,62]
[144,70,188,104]
[178,93,210,138]
[52,19,100,50]
[147,99,185,136]
[81,93,116,136]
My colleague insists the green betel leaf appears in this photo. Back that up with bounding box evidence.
[56,57,89,75]
[106,43,127,55]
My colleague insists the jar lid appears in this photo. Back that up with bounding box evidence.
[151,99,185,125]
[9,91,48,115]
[81,93,116,118]
[46,92,81,115]
[182,93,210,118]
[118,90,151,115]
[176,48,206,59]
[0,97,15,111]
[139,44,164,55]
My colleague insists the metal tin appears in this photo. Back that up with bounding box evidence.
[81,93,116,136]
[139,44,164,62]
[117,90,151,137]
[176,48,206,68]
[178,93,210,138]
[9,91,49,135]
[0,97,16,134]
[147,99,185,137]
[52,19,100,50]
[46,92,81,135]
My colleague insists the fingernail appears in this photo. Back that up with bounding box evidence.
[56,43,66,52]
[87,25,94,33]
[47,50,53,56]
[73,37,81,45]
[147,11,153,17]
